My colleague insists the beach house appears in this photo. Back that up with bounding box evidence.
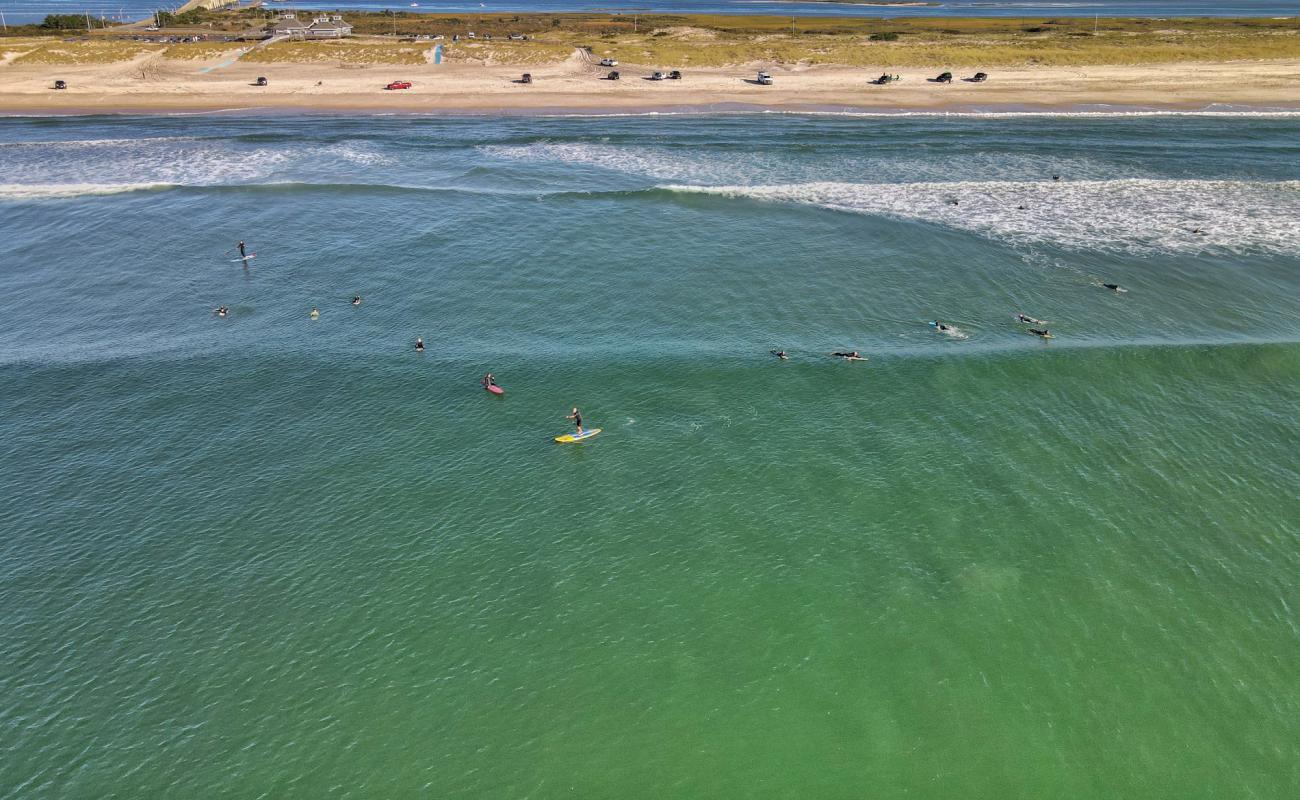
[268,13,353,39]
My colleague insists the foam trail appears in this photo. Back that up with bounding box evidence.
[660,179,1300,255]
[0,183,176,200]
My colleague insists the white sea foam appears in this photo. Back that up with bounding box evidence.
[660,179,1300,255]
[0,183,176,200]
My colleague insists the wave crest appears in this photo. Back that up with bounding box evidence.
[659,179,1300,255]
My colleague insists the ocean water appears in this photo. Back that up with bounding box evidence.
[1,112,1298,798]
[8,0,1300,25]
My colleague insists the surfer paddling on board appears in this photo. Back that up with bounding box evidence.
[771,349,788,360]
[1016,313,1046,325]
[831,351,865,361]
[567,407,584,436]
[1102,283,1128,293]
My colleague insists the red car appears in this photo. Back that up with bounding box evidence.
[385,81,413,90]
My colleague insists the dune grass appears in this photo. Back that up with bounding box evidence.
[442,40,575,65]
[578,29,1300,68]
[244,40,430,66]
[11,42,163,65]
[162,42,249,60]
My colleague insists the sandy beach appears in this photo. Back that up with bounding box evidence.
[3,51,1298,114]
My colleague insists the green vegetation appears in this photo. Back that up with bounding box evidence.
[3,12,1296,68]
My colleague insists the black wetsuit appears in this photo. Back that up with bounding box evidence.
[572,411,582,430]
[238,242,246,258]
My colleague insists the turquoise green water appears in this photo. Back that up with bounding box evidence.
[2,113,1298,797]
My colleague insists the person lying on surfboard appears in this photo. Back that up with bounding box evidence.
[1016,313,1046,325]
[831,351,863,360]
[567,407,583,436]
[1028,328,1053,339]
[771,350,788,360]
[351,296,362,307]
[1103,283,1128,293]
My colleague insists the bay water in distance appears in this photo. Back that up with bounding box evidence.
[7,0,1300,25]
[1,111,1298,797]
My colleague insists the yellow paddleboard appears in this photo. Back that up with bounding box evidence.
[555,428,601,443]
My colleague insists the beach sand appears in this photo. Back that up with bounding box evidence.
[2,50,1298,114]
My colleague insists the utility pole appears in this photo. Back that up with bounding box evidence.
[792,17,796,36]
[1,11,7,33]
[1094,14,1099,36]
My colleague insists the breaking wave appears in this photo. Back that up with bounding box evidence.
[658,179,1300,255]
[0,183,176,200]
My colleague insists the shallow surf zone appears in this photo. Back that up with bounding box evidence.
[0,133,392,190]
[659,179,1300,256]
[2,112,1299,799]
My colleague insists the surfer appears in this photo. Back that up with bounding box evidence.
[481,372,497,389]
[1103,283,1128,293]
[932,320,954,333]
[567,407,583,436]
[215,305,228,318]
[771,349,788,360]
[351,295,362,306]
[237,240,247,259]
[1016,313,1045,325]
[415,337,425,352]
[1028,328,1053,339]
[831,350,863,361]
[310,307,320,319]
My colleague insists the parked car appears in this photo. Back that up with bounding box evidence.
[668,70,682,80]
[933,71,953,83]
[651,71,666,81]
[756,71,773,85]
[508,33,526,41]
[145,25,159,32]
[385,80,413,90]
[520,73,532,84]
[599,58,618,67]
[254,76,268,86]
[53,79,67,90]
[969,72,988,82]
[607,70,620,81]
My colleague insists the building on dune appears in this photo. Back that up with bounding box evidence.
[268,13,353,39]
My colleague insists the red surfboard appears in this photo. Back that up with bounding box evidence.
[485,384,504,395]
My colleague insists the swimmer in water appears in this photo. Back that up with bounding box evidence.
[771,349,788,360]
[1028,328,1053,339]
[351,295,362,306]
[415,337,425,352]
[215,306,228,318]
[310,307,320,319]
